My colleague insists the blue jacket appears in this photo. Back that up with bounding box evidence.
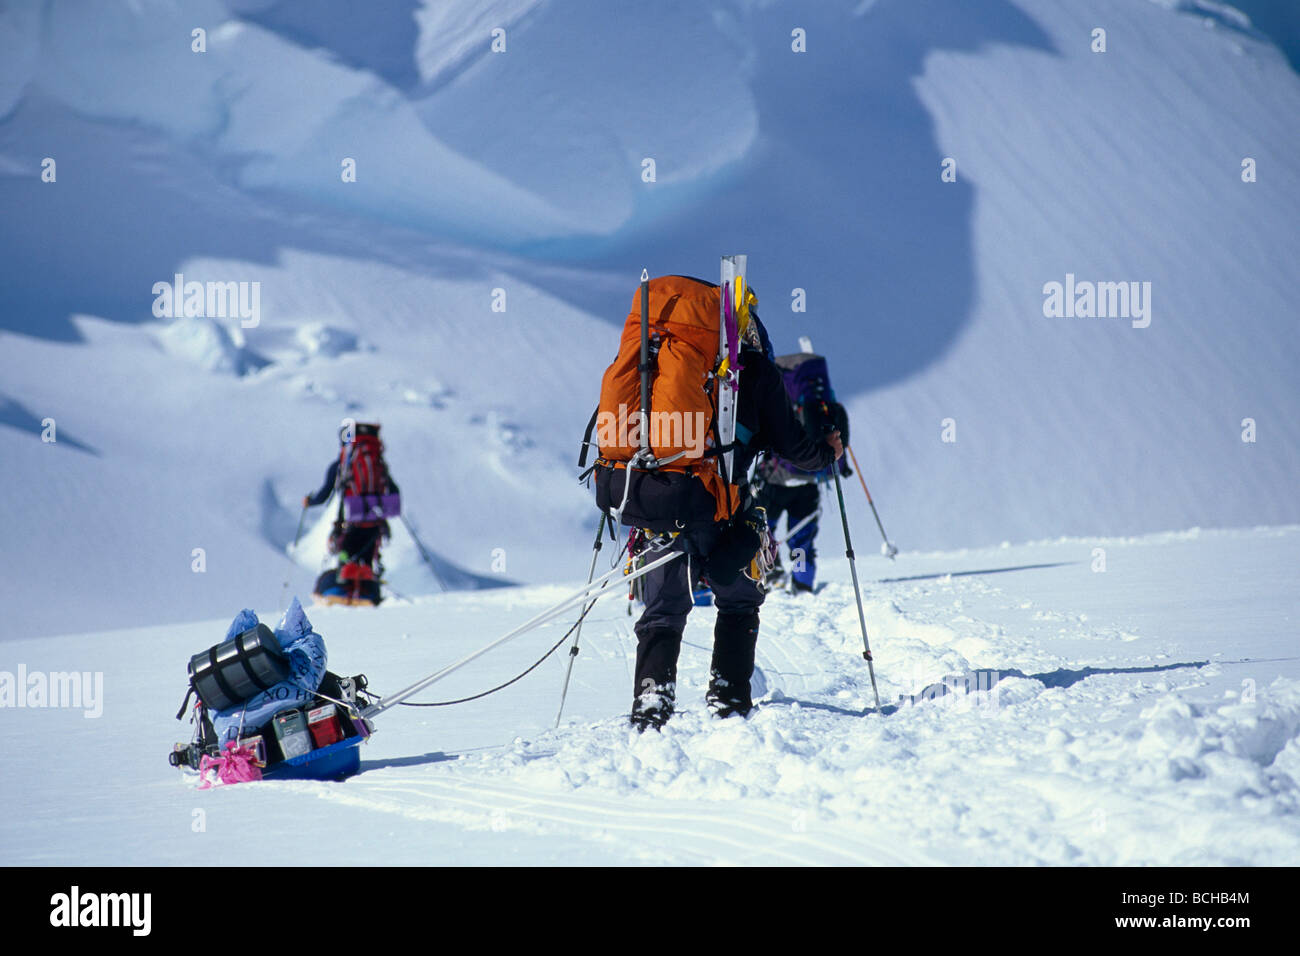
[211,597,328,744]
[305,459,341,507]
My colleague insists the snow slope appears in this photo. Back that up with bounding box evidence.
[2,0,1298,642]
[3,527,1297,865]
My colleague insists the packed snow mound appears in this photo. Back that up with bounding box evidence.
[294,323,360,359]
[156,315,263,375]
[1136,683,1300,780]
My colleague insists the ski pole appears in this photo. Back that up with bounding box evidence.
[775,505,821,547]
[554,513,607,728]
[770,503,822,590]
[279,504,308,608]
[364,546,682,717]
[832,466,882,710]
[400,513,448,592]
[846,445,897,559]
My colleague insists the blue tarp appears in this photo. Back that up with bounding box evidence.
[210,597,327,744]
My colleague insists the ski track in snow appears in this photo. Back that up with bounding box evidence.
[310,773,921,866]
[238,532,1300,866]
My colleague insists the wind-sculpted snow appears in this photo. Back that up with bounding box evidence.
[413,0,547,88]
[0,3,38,120]
[3,0,1298,626]
[155,314,265,376]
[25,1,586,244]
[410,0,759,235]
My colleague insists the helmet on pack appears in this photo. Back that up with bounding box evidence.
[338,421,381,445]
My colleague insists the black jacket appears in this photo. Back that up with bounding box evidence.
[733,346,836,481]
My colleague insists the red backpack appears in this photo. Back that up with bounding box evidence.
[340,432,385,497]
[337,424,399,525]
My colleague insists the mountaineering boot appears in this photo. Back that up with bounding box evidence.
[708,610,759,718]
[631,683,676,732]
[631,626,681,731]
[705,678,751,719]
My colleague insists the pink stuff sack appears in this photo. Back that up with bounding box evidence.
[197,742,264,789]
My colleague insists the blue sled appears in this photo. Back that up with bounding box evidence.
[262,736,364,781]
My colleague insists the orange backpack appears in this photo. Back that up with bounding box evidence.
[584,275,740,530]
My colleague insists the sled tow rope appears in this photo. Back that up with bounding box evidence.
[362,543,681,719]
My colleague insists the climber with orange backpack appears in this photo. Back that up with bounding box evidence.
[303,421,401,606]
[580,264,842,730]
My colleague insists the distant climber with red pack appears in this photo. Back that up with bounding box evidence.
[303,422,401,606]
[582,267,842,730]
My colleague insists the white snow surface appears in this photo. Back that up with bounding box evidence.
[3,527,1298,865]
[1,0,1298,864]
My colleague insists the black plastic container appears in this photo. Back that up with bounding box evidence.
[188,623,290,711]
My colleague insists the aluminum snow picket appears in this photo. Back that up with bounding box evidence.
[717,255,745,483]
[363,546,683,718]
[639,268,651,460]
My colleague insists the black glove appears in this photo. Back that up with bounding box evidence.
[831,402,851,448]
[704,509,764,587]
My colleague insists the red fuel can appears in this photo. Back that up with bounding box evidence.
[307,703,343,748]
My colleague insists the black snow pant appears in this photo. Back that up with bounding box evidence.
[336,523,383,568]
[633,524,765,714]
[757,481,821,587]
